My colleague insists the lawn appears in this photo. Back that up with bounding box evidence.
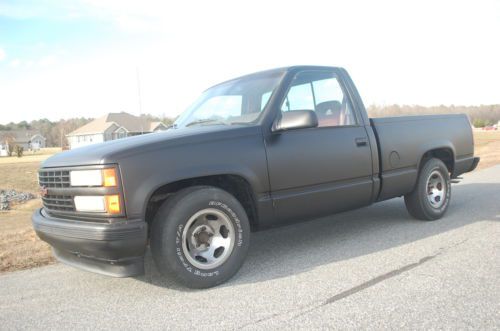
[0,133,499,274]
[0,200,55,273]
[473,130,500,170]
[0,147,61,165]
[0,148,61,273]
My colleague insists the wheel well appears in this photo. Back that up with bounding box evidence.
[145,175,259,234]
[420,148,454,173]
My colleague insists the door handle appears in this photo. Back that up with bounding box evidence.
[355,137,368,147]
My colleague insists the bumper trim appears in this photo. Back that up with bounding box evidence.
[34,209,145,241]
[32,208,147,277]
[53,248,144,278]
[469,157,480,172]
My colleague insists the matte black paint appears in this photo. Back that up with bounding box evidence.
[32,66,479,277]
[32,209,147,276]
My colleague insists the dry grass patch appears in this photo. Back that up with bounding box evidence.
[0,200,56,274]
[0,147,61,165]
[0,149,60,274]
[473,131,500,170]
[0,148,62,193]
[0,162,41,193]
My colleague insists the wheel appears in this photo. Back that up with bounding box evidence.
[404,158,451,221]
[151,186,250,288]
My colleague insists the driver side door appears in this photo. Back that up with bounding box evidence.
[265,70,373,223]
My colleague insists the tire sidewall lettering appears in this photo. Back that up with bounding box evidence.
[173,200,244,277]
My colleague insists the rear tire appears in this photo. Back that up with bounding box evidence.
[151,186,250,288]
[404,158,451,221]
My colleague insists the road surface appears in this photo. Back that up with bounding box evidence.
[1,166,499,330]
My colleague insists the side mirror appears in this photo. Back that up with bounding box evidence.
[272,110,318,132]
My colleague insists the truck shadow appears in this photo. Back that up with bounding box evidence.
[135,182,500,290]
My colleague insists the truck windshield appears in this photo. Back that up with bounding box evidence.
[174,71,284,128]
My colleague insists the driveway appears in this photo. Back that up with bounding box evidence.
[1,166,499,330]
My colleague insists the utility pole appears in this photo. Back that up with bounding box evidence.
[60,126,64,149]
[136,67,144,134]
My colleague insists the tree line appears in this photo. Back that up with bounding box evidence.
[1,105,498,148]
[0,114,174,147]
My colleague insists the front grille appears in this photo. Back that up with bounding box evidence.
[42,194,75,212]
[38,165,123,219]
[39,169,74,212]
[39,170,70,188]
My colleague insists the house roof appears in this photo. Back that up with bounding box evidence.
[67,112,163,136]
[149,121,168,131]
[0,130,45,143]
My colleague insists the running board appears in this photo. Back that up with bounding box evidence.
[450,177,463,184]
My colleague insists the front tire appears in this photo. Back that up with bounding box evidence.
[404,158,451,221]
[151,186,250,288]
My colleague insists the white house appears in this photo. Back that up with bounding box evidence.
[0,143,8,156]
[66,112,168,149]
[0,130,46,155]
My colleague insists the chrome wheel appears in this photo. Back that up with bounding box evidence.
[426,170,446,208]
[181,208,235,270]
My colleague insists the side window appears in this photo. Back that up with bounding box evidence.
[313,78,344,105]
[281,83,315,112]
[281,71,356,127]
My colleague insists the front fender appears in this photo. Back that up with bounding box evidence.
[117,132,269,220]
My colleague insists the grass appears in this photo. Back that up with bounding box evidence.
[0,162,42,193]
[473,130,500,170]
[0,148,60,274]
[0,147,61,165]
[0,200,56,273]
[0,133,499,275]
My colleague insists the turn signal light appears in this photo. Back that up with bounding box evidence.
[105,195,121,214]
[103,168,117,187]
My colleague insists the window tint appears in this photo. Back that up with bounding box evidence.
[281,71,356,127]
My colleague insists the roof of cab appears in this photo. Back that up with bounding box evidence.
[208,65,342,89]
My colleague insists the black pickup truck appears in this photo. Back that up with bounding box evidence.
[33,66,479,288]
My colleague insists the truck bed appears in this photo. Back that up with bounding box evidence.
[370,114,475,201]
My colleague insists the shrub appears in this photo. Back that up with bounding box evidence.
[472,118,494,128]
[6,141,14,157]
[14,145,23,158]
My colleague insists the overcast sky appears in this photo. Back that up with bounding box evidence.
[0,0,499,124]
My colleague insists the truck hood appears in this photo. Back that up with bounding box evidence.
[42,125,261,168]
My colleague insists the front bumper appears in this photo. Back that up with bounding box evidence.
[32,208,148,277]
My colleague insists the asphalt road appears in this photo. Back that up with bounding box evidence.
[1,166,499,330]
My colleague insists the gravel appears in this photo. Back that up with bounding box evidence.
[0,189,35,210]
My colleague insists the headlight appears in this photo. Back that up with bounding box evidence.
[74,194,121,214]
[70,168,117,187]
[74,196,106,212]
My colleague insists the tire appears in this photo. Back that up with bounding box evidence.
[151,186,250,288]
[404,158,451,221]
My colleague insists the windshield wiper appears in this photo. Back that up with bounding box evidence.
[227,121,252,125]
[185,119,228,127]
